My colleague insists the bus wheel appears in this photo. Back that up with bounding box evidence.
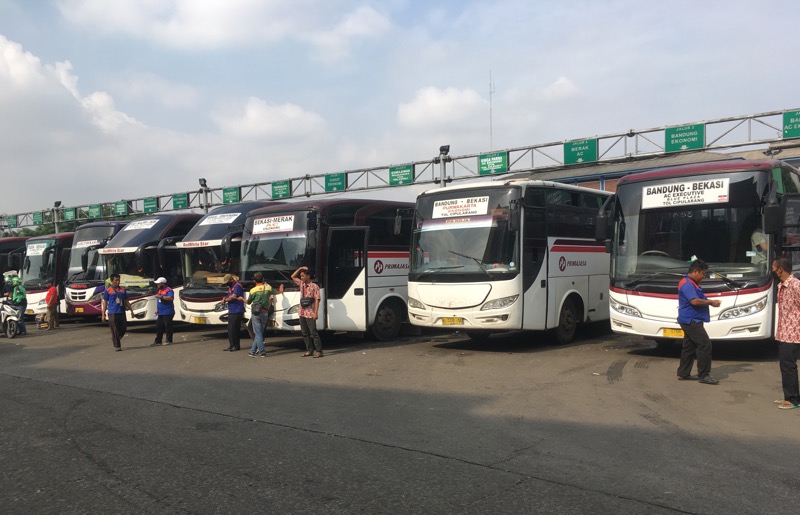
[370,301,403,341]
[6,319,18,339]
[555,299,578,345]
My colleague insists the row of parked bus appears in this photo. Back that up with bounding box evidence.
[3,158,800,345]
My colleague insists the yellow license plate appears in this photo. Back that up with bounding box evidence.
[75,307,84,313]
[663,328,684,338]
[192,317,208,324]
[25,309,34,315]
[442,317,464,326]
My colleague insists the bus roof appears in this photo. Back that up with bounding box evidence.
[617,158,785,186]
[75,220,129,230]
[419,178,612,197]
[102,213,202,250]
[25,232,75,242]
[245,198,413,219]
[181,201,280,243]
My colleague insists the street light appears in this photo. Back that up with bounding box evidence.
[53,200,62,233]
[198,178,209,213]
[433,145,452,187]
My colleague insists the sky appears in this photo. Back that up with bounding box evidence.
[1,0,799,216]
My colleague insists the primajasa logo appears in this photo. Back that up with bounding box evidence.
[558,256,587,272]
[373,260,409,274]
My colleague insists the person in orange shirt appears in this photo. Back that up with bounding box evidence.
[44,280,59,330]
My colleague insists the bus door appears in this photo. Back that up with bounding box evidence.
[326,227,369,331]
[521,202,548,330]
[778,194,800,272]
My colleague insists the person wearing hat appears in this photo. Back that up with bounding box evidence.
[10,276,27,335]
[222,273,245,351]
[151,277,175,346]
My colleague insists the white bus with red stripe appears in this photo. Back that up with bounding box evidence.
[407,180,611,344]
[240,199,414,340]
[595,159,800,343]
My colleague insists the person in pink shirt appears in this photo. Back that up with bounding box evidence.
[772,257,800,410]
[291,266,323,358]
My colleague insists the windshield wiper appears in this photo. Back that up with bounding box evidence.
[709,270,742,289]
[624,271,685,289]
[448,250,485,266]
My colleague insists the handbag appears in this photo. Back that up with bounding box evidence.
[299,283,314,308]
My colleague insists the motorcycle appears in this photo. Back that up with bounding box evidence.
[1,299,20,338]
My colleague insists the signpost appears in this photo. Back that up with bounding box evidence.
[88,205,102,218]
[325,173,347,192]
[143,197,159,213]
[114,201,128,216]
[272,181,291,199]
[665,124,705,152]
[783,111,800,140]
[564,139,598,165]
[478,152,508,175]
[33,211,43,225]
[223,187,240,204]
[172,193,189,210]
[389,165,414,186]
[6,216,17,229]
[63,208,76,221]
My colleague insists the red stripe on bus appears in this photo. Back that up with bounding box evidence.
[368,252,409,258]
[610,282,771,299]
[550,246,606,253]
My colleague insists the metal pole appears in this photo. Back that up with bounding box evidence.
[203,188,209,213]
[53,208,59,233]
[439,152,447,187]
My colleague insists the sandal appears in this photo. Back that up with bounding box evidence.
[301,351,313,357]
[313,351,323,358]
[777,403,800,410]
[774,399,787,404]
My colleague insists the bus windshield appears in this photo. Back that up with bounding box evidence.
[612,171,769,283]
[105,252,154,290]
[411,188,519,281]
[68,226,118,282]
[22,239,56,287]
[183,247,229,287]
[242,211,310,284]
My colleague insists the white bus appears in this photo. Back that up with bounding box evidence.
[407,179,611,344]
[176,201,276,326]
[240,198,414,340]
[595,158,800,343]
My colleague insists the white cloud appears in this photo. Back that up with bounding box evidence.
[304,5,391,61]
[398,87,486,129]
[0,35,46,89]
[114,73,199,109]
[542,76,580,100]
[212,97,325,138]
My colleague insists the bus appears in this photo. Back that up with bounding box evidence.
[19,232,75,316]
[241,198,413,341]
[176,201,278,326]
[64,221,128,317]
[98,213,202,321]
[407,179,612,344]
[595,158,800,343]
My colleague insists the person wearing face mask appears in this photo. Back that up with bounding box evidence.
[772,257,800,410]
[222,273,245,352]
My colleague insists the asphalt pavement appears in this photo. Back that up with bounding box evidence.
[1,320,798,514]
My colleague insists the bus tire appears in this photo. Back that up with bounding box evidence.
[369,300,403,341]
[554,299,578,345]
[6,319,18,339]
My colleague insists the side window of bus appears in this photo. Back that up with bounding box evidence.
[782,167,800,194]
[366,208,411,246]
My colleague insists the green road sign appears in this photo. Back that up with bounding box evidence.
[783,111,800,139]
[173,193,189,210]
[63,208,76,221]
[114,201,128,216]
[665,124,705,152]
[479,152,508,175]
[223,187,241,204]
[564,139,598,165]
[389,165,414,186]
[272,181,291,199]
[33,211,43,225]
[6,216,17,228]
[144,197,159,213]
[88,205,102,218]
[325,173,347,192]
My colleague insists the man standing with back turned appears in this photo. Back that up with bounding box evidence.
[772,257,800,410]
[677,259,721,385]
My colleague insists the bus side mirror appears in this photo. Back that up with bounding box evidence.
[307,212,318,231]
[394,211,402,235]
[764,204,782,234]
[595,213,609,241]
[508,201,520,232]
[81,248,89,272]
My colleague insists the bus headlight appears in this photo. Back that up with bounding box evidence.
[130,299,148,311]
[480,295,518,311]
[610,298,642,317]
[38,299,47,306]
[214,302,226,312]
[180,299,188,311]
[408,297,425,310]
[89,292,103,302]
[288,305,299,315]
[719,297,767,320]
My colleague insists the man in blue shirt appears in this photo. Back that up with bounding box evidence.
[151,277,175,346]
[101,274,132,352]
[222,273,245,352]
[677,259,721,384]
